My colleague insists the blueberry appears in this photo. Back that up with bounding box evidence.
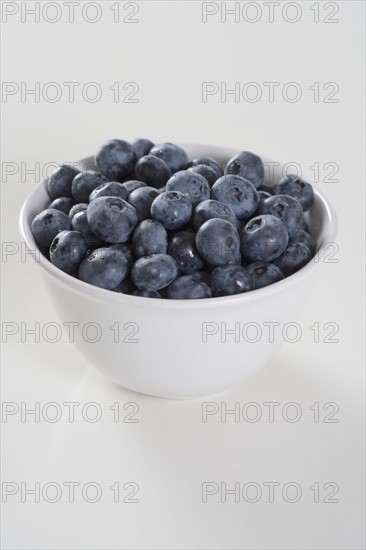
[193,270,211,286]
[131,138,154,159]
[187,164,218,187]
[259,194,304,237]
[31,208,71,248]
[89,181,128,202]
[79,246,130,290]
[132,289,161,298]
[274,242,312,276]
[300,218,310,233]
[71,211,103,247]
[135,155,171,189]
[150,190,192,230]
[166,170,210,207]
[196,219,240,266]
[47,164,80,199]
[121,180,147,196]
[49,197,75,214]
[50,230,87,274]
[259,184,274,194]
[258,191,271,203]
[211,174,259,221]
[225,151,264,189]
[131,254,178,291]
[150,143,189,173]
[192,199,238,231]
[121,171,141,183]
[246,262,284,289]
[87,197,138,243]
[69,203,88,220]
[128,186,160,221]
[254,191,272,215]
[168,230,204,274]
[274,174,315,212]
[114,278,136,295]
[289,230,316,255]
[188,157,224,180]
[71,171,107,203]
[132,220,168,257]
[109,242,135,270]
[167,274,212,299]
[240,214,289,262]
[210,264,253,296]
[95,139,136,181]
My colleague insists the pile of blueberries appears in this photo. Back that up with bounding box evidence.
[31,139,316,299]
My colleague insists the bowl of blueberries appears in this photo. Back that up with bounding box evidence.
[19,139,337,398]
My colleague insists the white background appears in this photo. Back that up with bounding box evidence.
[1,1,365,549]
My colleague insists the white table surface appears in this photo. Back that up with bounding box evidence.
[1,2,365,549]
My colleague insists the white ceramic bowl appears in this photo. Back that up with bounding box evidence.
[19,144,337,399]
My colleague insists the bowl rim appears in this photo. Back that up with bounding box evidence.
[19,143,338,309]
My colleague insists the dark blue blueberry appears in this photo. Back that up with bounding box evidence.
[254,191,272,215]
[167,275,212,299]
[131,254,178,291]
[150,143,188,173]
[71,171,108,203]
[225,151,264,189]
[274,242,312,276]
[289,230,316,256]
[49,197,75,214]
[158,186,166,193]
[259,194,304,237]
[196,219,240,266]
[71,210,93,234]
[258,191,271,203]
[87,197,138,243]
[259,184,274,194]
[121,171,142,183]
[135,154,171,188]
[192,199,237,231]
[210,264,253,296]
[109,242,135,270]
[188,157,224,180]
[31,208,71,248]
[131,138,154,159]
[230,249,242,265]
[132,289,161,298]
[187,164,218,186]
[150,190,192,230]
[79,246,130,290]
[71,211,103,247]
[246,262,284,289]
[47,164,80,199]
[299,219,309,233]
[166,170,210,207]
[128,186,160,221]
[240,214,289,262]
[211,174,259,221]
[168,230,204,274]
[274,174,315,212]
[49,230,87,274]
[69,203,88,220]
[193,270,211,286]
[132,220,168,257]
[89,181,127,202]
[114,278,136,295]
[121,180,147,196]
[95,139,136,181]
